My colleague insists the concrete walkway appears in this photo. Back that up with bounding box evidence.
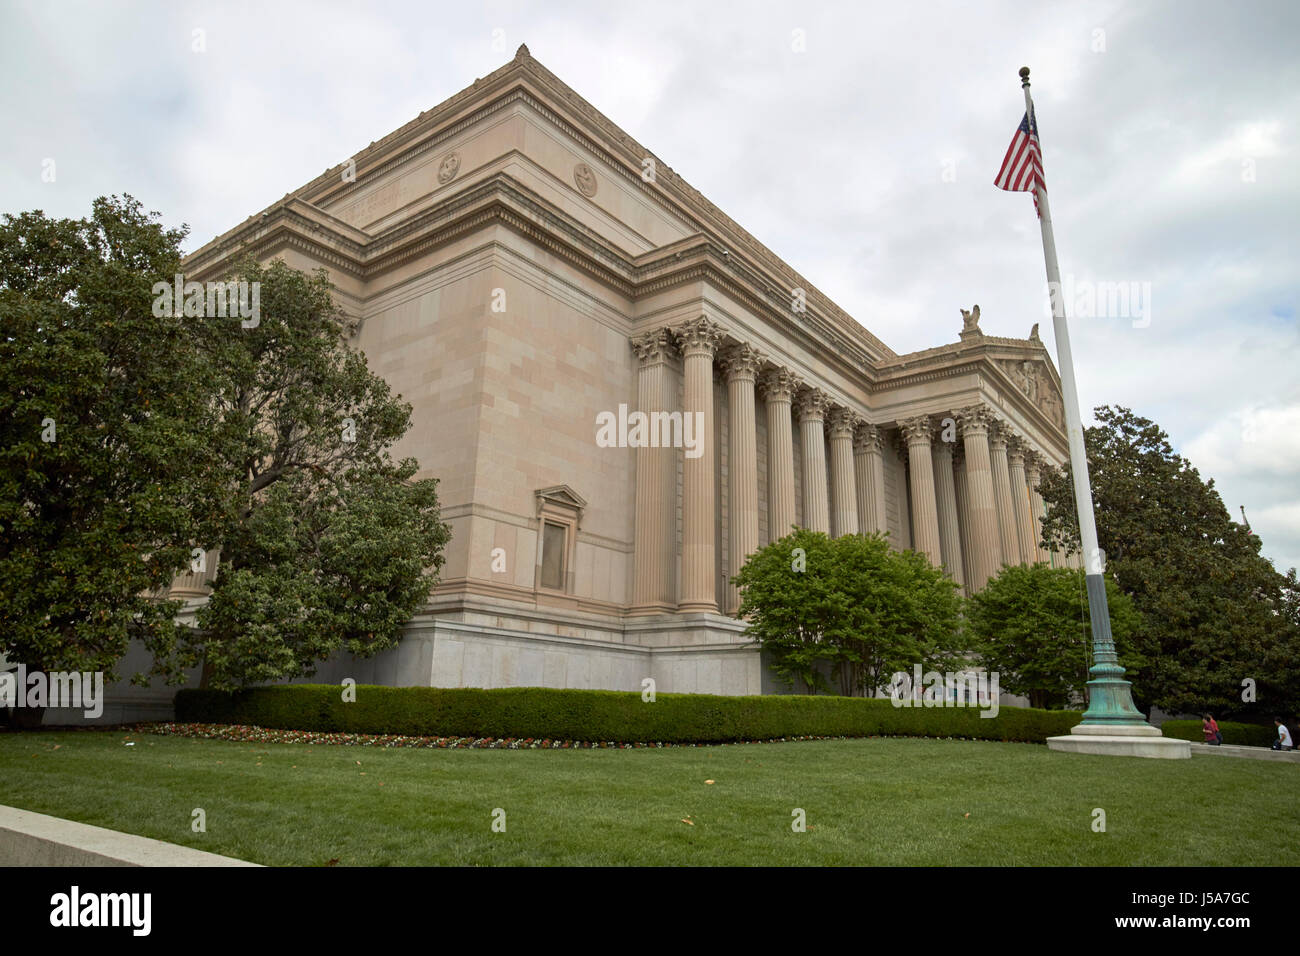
[1188,741,1300,763]
[0,804,261,866]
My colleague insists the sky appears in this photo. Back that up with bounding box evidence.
[2,0,1297,572]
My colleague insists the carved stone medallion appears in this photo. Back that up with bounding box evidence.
[438,152,461,184]
[573,162,598,197]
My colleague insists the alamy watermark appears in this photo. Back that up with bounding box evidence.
[888,664,1000,718]
[152,274,260,328]
[1047,275,1151,328]
[595,403,705,459]
[1,665,104,719]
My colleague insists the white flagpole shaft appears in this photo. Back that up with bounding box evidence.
[1022,78,1103,576]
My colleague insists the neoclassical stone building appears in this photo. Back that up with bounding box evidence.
[177,46,1076,698]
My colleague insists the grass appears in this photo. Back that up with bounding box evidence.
[1,728,1296,866]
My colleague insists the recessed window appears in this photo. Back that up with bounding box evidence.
[540,521,567,591]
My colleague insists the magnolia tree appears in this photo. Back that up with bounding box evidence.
[191,259,451,689]
[0,197,452,721]
[1038,405,1300,716]
[0,197,227,725]
[733,529,964,696]
[967,563,1142,710]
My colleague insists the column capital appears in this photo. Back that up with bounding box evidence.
[795,387,831,423]
[673,315,725,358]
[955,404,993,437]
[758,367,800,403]
[1006,434,1028,468]
[630,327,675,365]
[1024,451,1044,484]
[898,414,934,446]
[853,422,885,455]
[827,406,861,439]
[988,420,1011,453]
[718,342,766,382]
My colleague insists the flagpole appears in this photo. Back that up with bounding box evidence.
[1019,66,1148,730]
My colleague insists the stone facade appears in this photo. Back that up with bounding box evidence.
[169,46,1079,700]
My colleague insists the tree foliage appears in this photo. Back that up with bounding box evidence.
[0,197,222,693]
[1037,405,1300,715]
[733,529,964,696]
[968,563,1142,709]
[0,198,452,706]
[190,259,451,689]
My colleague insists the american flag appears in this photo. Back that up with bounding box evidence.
[995,109,1045,217]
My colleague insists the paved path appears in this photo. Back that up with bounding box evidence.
[1188,741,1300,763]
[0,804,261,866]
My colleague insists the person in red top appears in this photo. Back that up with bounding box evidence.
[1202,713,1222,745]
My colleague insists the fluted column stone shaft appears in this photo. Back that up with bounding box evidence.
[931,437,964,589]
[989,423,1022,567]
[828,408,861,537]
[630,329,676,611]
[853,424,888,537]
[1007,438,1037,566]
[674,317,724,613]
[899,415,942,567]
[796,389,831,534]
[952,445,974,595]
[721,343,764,614]
[957,406,1003,590]
[1025,454,1050,563]
[759,369,799,542]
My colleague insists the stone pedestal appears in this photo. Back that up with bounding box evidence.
[1046,723,1191,759]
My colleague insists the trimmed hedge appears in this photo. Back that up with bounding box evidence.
[175,685,1081,744]
[1161,719,1276,748]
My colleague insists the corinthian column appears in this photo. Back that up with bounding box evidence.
[795,388,831,533]
[989,422,1022,567]
[853,424,888,536]
[828,407,861,537]
[899,415,942,567]
[931,435,964,589]
[629,328,676,612]
[1025,453,1050,563]
[674,316,723,613]
[953,442,974,592]
[720,342,765,614]
[1007,437,1037,566]
[759,368,799,542]
[956,406,1002,590]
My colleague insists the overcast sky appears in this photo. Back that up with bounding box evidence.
[3,0,1296,573]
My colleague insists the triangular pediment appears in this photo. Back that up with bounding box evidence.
[535,484,587,511]
[995,356,1064,429]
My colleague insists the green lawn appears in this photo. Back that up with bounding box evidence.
[1,729,1295,866]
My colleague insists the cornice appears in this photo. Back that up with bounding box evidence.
[183,172,890,389]
[177,47,1072,458]
[184,46,897,365]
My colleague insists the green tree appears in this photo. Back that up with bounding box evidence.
[1037,405,1299,716]
[191,260,451,689]
[968,563,1142,709]
[733,529,964,696]
[0,197,226,724]
[0,198,454,713]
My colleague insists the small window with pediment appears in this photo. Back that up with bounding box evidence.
[534,485,586,595]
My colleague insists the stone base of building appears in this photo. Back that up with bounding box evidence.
[1046,723,1191,759]
[300,595,763,696]
[24,596,767,725]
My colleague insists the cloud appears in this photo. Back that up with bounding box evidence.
[1,0,1296,573]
